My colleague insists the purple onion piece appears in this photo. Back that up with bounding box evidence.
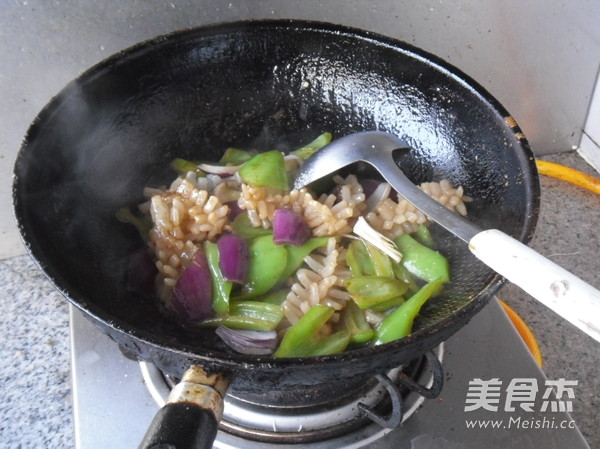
[272,208,311,247]
[360,178,382,198]
[225,201,243,220]
[215,325,278,355]
[361,178,397,202]
[127,249,158,299]
[217,233,249,284]
[171,251,213,323]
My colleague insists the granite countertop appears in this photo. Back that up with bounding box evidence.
[0,151,598,448]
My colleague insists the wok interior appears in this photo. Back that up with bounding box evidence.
[14,22,538,361]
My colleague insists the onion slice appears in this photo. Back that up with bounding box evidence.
[365,182,392,212]
[215,325,278,355]
[171,251,213,323]
[197,163,241,176]
[272,208,311,246]
[217,233,249,284]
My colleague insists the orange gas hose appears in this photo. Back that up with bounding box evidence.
[498,299,543,367]
[536,159,600,196]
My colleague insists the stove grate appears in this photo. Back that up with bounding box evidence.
[140,345,444,444]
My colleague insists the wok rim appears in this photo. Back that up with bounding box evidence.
[13,18,540,370]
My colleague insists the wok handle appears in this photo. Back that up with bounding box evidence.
[469,229,600,343]
[138,365,229,449]
[139,402,219,449]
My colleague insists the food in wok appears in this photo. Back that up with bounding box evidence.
[121,133,471,357]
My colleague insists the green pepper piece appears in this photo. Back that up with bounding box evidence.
[279,237,330,283]
[274,305,334,357]
[391,261,420,294]
[364,240,394,277]
[204,241,232,315]
[230,212,272,239]
[238,150,288,191]
[274,305,350,357]
[219,147,256,165]
[346,239,394,277]
[374,278,445,345]
[200,300,283,331]
[116,207,153,241]
[236,234,288,299]
[393,234,450,283]
[368,295,406,312]
[308,330,351,356]
[341,300,375,344]
[254,289,288,305]
[345,239,375,276]
[345,276,408,309]
[169,158,205,176]
[413,224,437,249]
[291,132,333,159]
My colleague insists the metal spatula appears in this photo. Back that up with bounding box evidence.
[293,131,600,342]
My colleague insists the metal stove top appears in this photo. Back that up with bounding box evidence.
[70,299,590,448]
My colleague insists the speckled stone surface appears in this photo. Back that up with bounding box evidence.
[0,256,73,448]
[0,151,598,448]
[499,151,600,448]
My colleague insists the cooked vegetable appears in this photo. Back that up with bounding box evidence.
[272,208,311,246]
[374,277,445,345]
[131,133,467,357]
[238,150,288,191]
[393,233,450,283]
[197,163,240,176]
[171,251,213,323]
[225,200,244,220]
[230,212,272,239]
[391,262,420,295]
[278,237,329,282]
[169,158,203,175]
[274,305,350,357]
[126,248,157,298]
[368,294,407,313]
[364,181,392,212]
[204,241,232,315]
[341,300,375,344]
[291,132,332,159]
[201,301,283,331]
[254,289,288,305]
[346,276,409,309]
[413,224,436,249]
[237,234,288,299]
[346,239,394,277]
[308,330,351,356]
[346,239,375,276]
[217,234,249,284]
[219,147,256,165]
[353,217,402,262]
[116,207,152,241]
[215,326,278,355]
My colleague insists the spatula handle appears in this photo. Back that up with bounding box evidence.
[469,229,600,342]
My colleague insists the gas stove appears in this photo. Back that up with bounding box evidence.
[70,298,590,448]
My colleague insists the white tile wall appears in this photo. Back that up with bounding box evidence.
[3,1,600,259]
[579,71,600,173]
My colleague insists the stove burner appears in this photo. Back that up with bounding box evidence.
[140,345,444,444]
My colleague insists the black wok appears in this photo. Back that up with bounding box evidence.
[13,20,539,448]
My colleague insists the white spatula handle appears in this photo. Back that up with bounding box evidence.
[469,229,600,342]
